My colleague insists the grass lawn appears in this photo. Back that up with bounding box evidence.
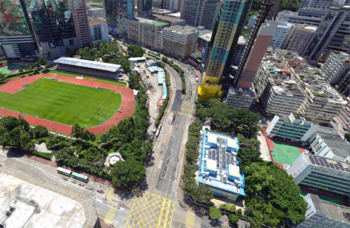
[0,78,122,127]
[49,70,127,87]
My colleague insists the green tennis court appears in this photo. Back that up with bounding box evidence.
[300,191,344,206]
[0,67,13,74]
[271,141,302,165]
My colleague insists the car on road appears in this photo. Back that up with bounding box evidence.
[62,177,68,181]
[97,189,105,194]
[71,180,77,184]
[79,183,85,187]
[86,186,93,190]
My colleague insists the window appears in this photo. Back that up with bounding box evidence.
[69,39,74,46]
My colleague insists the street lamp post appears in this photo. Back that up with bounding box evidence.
[50,118,56,132]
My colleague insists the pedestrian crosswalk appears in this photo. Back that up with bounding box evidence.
[104,207,117,225]
[185,211,196,228]
[106,188,115,201]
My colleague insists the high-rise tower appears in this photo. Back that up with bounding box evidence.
[104,0,134,37]
[137,0,153,17]
[70,0,92,48]
[197,0,253,102]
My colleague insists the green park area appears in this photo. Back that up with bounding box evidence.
[0,78,121,127]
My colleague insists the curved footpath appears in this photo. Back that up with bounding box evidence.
[0,73,135,135]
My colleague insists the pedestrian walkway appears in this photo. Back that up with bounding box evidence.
[104,207,117,225]
[185,211,195,228]
[106,188,115,200]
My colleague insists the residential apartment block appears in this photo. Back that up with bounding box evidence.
[225,87,256,109]
[297,194,350,228]
[298,0,347,11]
[338,98,350,131]
[308,127,350,162]
[277,10,323,26]
[128,18,168,51]
[231,36,248,67]
[285,25,317,55]
[266,113,319,143]
[162,26,198,59]
[321,51,350,96]
[89,18,109,43]
[269,21,294,50]
[287,153,350,198]
[88,8,106,19]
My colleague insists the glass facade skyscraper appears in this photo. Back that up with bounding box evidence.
[104,0,134,37]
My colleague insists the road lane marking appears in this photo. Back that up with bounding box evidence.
[104,206,117,225]
[185,211,196,227]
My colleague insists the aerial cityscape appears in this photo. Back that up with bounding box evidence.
[0,0,349,227]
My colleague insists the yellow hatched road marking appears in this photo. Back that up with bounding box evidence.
[106,188,115,200]
[104,207,117,224]
[185,211,195,227]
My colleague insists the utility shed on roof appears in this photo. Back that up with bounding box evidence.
[206,159,217,175]
[207,134,217,147]
[228,164,240,181]
[226,138,238,152]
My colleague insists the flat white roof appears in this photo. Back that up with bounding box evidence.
[208,134,217,144]
[128,57,146,61]
[227,138,237,149]
[228,164,240,178]
[206,159,217,172]
[54,57,121,72]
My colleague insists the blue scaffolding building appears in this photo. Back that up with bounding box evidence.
[198,131,245,201]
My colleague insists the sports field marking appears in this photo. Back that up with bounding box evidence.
[0,78,122,128]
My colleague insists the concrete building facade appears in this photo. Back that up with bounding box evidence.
[287,153,350,198]
[88,8,106,19]
[308,127,350,162]
[162,25,198,59]
[298,0,348,11]
[269,21,294,50]
[70,0,92,48]
[231,36,248,67]
[151,14,186,26]
[285,25,317,55]
[277,10,323,26]
[247,15,257,28]
[104,0,134,37]
[297,194,350,228]
[225,87,256,109]
[266,113,319,142]
[89,18,110,43]
[338,99,350,131]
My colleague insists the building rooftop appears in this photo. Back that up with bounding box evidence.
[88,17,106,26]
[237,35,248,45]
[304,153,350,173]
[55,57,121,72]
[0,166,98,228]
[134,17,168,26]
[308,194,350,224]
[168,12,181,18]
[163,25,198,35]
[198,31,213,42]
[151,14,185,23]
[199,131,244,196]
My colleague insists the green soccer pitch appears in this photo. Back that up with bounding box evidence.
[0,78,122,127]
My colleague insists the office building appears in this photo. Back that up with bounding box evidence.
[197,0,254,102]
[231,36,248,67]
[55,57,121,78]
[193,30,212,64]
[301,7,350,65]
[297,194,350,228]
[269,21,294,50]
[128,17,168,51]
[247,15,257,28]
[88,8,106,19]
[321,51,350,85]
[233,0,281,92]
[89,18,110,43]
[277,10,323,26]
[70,0,92,48]
[151,14,186,26]
[225,87,256,109]
[285,25,317,55]
[181,0,221,30]
[0,0,38,58]
[308,127,350,162]
[298,0,347,11]
[266,113,319,143]
[287,153,350,198]
[162,25,198,59]
[0,166,101,228]
[162,0,181,11]
[198,131,245,201]
[338,99,350,131]
[104,0,134,37]
[137,0,153,17]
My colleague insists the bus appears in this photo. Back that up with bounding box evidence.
[72,172,89,182]
[57,167,72,176]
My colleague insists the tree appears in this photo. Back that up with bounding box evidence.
[65,47,72,57]
[19,68,23,73]
[219,203,236,212]
[237,208,242,215]
[198,109,207,120]
[32,125,49,139]
[128,71,140,90]
[31,63,38,69]
[209,206,221,220]
[26,64,30,70]
[34,69,39,74]
[110,156,146,187]
[345,133,350,141]
[39,56,47,66]
[244,162,307,225]
[237,147,262,170]
[229,214,239,224]
[0,116,20,132]
[127,45,144,57]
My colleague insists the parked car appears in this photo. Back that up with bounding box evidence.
[71,180,77,184]
[62,177,68,181]
[79,183,85,187]
[86,186,93,191]
[97,189,105,194]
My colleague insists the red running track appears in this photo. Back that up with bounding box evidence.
[0,73,135,135]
